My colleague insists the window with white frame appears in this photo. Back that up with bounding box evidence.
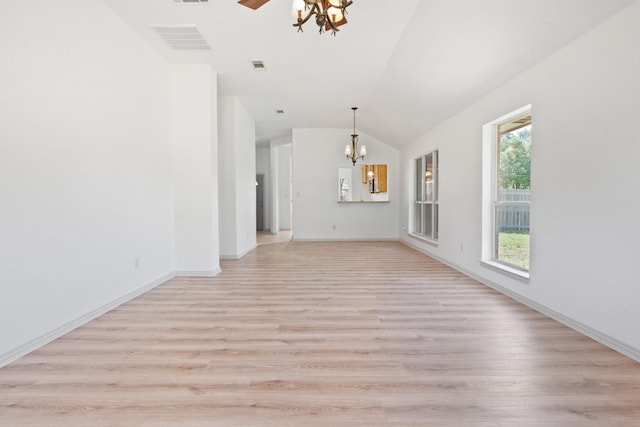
[412,150,438,241]
[482,106,531,276]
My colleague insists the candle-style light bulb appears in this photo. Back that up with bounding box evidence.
[360,145,367,156]
[291,0,306,18]
[327,6,344,23]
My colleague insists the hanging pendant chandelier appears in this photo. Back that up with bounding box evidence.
[345,107,366,166]
[291,0,354,35]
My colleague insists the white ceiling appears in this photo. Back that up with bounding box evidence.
[102,0,636,148]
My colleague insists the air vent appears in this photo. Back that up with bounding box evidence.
[151,25,211,50]
[251,60,266,71]
[172,0,209,3]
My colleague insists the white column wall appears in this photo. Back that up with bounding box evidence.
[277,145,292,230]
[171,65,220,275]
[268,137,293,234]
[218,97,257,258]
[269,144,280,233]
[234,101,257,254]
[217,97,238,256]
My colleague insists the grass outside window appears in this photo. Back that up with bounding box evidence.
[498,232,529,270]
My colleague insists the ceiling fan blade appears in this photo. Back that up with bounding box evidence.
[237,0,270,10]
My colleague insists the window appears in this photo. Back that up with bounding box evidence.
[482,106,531,277]
[412,150,438,241]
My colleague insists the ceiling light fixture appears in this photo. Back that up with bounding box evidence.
[345,107,366,166]
[291,0,353,35]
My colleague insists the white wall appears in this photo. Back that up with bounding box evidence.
[218,97,237,255]
[218,96,257,258]
[269,142,280,233]
[292,129,400,240]
[171,65,220,275]
[277,145,292,230]
[268,137,293,234]
[0,1,174,361]
[400,2,640,358]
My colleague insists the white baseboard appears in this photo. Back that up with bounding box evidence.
[174,267,222,277]
[220,244,257,260]
[292,237,399,242]
[0,272,174,368]
[401,239,640,363]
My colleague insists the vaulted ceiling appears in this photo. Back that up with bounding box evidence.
[103,0,636,148]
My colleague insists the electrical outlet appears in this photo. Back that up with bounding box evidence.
[460,243,464,252]
[134,257,140,269]
[332,224,336,231]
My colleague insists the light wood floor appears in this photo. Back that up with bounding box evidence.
[257,229,292,246]
[1,241,639,426]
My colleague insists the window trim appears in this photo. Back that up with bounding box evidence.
[482,105,531,280]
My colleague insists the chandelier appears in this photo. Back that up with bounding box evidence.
[291,0,354,35]
[345,107,366,166]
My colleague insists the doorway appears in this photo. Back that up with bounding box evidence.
[256,174,265,231]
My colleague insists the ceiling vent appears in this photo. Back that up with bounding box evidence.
[251,60,266,71]
[151,25,211,50]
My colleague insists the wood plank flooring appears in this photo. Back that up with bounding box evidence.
[257,230,292,246]
[1,241,639,426]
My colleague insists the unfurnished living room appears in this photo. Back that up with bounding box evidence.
[1,0,640,426]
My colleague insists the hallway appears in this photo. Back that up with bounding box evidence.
[256,229,292,246]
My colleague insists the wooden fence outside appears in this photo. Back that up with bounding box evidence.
[498,189,530,233]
